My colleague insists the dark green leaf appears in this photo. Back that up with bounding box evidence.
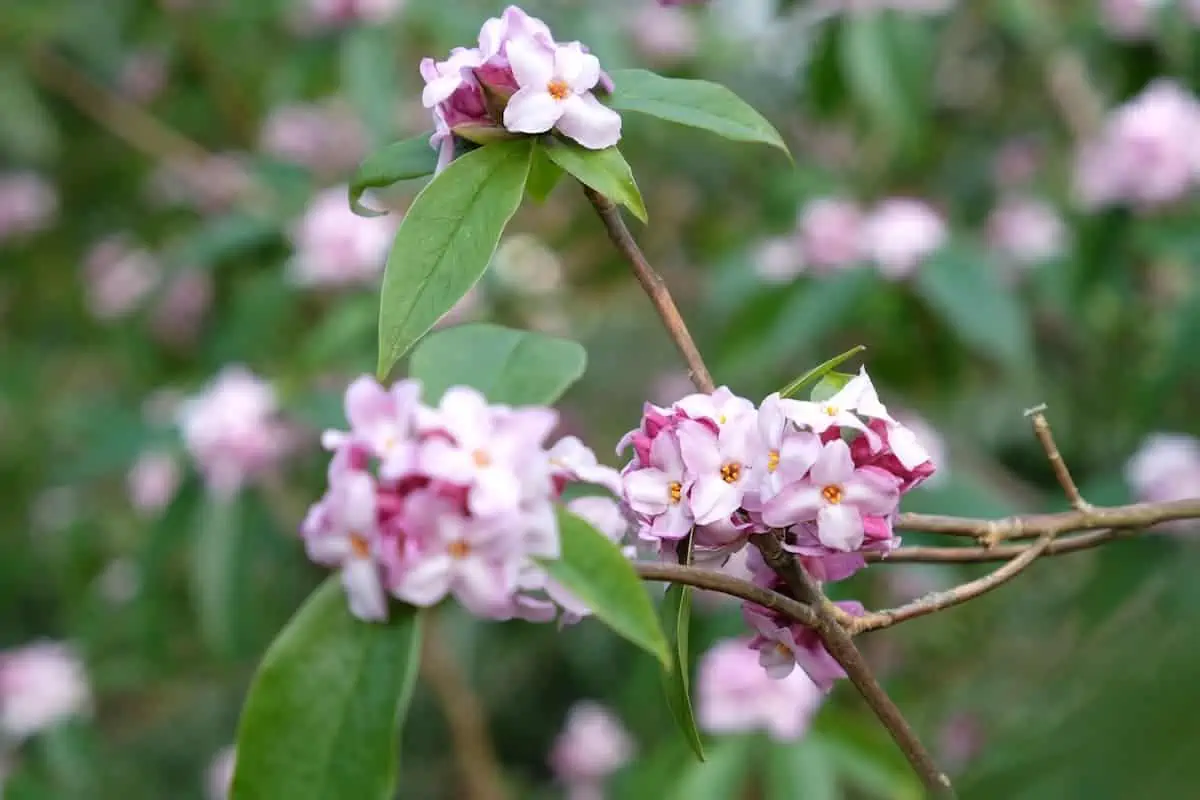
[660,532,704,761]
[232,580,423,800]
[525,144,565,203]
[539,510,670,668]
[541,139,647,223]
[376,139,534,380]
[348,134,439,218]
[914,242,1034,372]
[409,323,586,406]
[809,371,855,403]
[607,69,790,158]
[779,345,867,398]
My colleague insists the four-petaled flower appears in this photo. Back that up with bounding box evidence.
[623,432,694,539]
[504,38,621,149]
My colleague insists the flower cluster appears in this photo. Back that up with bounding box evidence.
[420,6,621,173]
[753,196,946,284]
[304,376,624,622]
[0,642,91,741]
[618,370,934,683]
[548,702,634,799]
[259,100,368,177]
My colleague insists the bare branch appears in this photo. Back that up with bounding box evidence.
[873,527,1138,563]
[1026,405,1091,512]
[583,187,715,393]
[635,561,817,626]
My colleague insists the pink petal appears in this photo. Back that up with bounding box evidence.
[843,468,900,515]
[506,36,555,89]
[761,483,824,527]
[776,431,820,483]
[336,471,378,533]
[468,468,522,516]
[503,87,562,134]
[816,504,864,552]
[392,554,454,606]
[651,501,694,539]
[344,376,390,432]
[810,439,854,486]
[555,94,622,150]
[342,558,387,621]
[438,387,492,446]
[556,44,600,92]
[623,468,672,516]
[676,421,721,475]
[453,558,510,615]
[689,477,739,526]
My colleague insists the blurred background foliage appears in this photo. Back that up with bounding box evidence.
[2,0,1200,797]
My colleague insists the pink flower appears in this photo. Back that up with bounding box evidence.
[1125,434,1200,532]
[623,431,695,539]
[0,642,90,740]
[745,601,863,689]
[861,198,947,279]
[630,4,698,65]
[259,101,367,176]
[985,195,1067,268]
[797,197,865,273]
[177,366,291,498]
[753,234,805,284]
[322,376,422,470]
[206,746,236,800]
[674,385,757,426]
[781,367,892,437]
[549,436,623,494]
[696,638,825,740]
[763,439,899,551]
[149,269,214,348]
[82,235,161,321]
[549,702,634,786]
[677,415,761,526]
[127,451,183,517]
[299,0,404,30]
[288,187,396,288]
[754,393,821,505]
[504,39,621,149]
[1099,0,1165,41]
[0,172,57,243]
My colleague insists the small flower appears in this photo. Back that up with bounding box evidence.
[674,386,757,427]
[82,234,162,321]
[322,376,421,472]
[549,702,634,787]
[128,450,183,517]
[985,195,1067,268]
[259,101,367,175]
[503,39,621,149]
[782,367,892,437]
[754,393,821,505]
[623,430,694,539]
[549,436,623,494]
[677,415,761,526]
[861,198,947,279]
[797,197,865,273]
[697,638,825,741]
[745,601,863,689]
[0,172,57,243]
[1125,434,1200,532]
[762,439,900,551]
[0,642,90,740]
[287,187,396,288]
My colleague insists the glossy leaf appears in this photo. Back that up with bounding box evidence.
[914,242,1033,373]
[539,510,670,668]
[809,371,855,403]
[231,579,423,800]
[541,138,647,223]
[607,69,790,158]
[348,134,439,218]
[525,144,565,203]
[376,139,533,380]
[409,323,586,406]
[660,578,705,759]
[779,345,867,398]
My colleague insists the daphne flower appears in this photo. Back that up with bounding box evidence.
[549,702,634,790]
[420,47,486,109]
[287,187,395,288]
[783,368,892,436]
[755,393,820,504]
[674,386,757,426]
[697,638,825,741]
[548,436,623,494]
[322,376,421,472]
[503,39,621,149]
[0,642,91,740]
[623,431,694,539]
[677,416,760,526]
[762,439,899,551]
[745,602,862,690]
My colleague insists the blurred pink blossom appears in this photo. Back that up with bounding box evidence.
[297,0,404,31]
[937,713,985,773]
[819,0,954,13]
[0,642,90,740]
[127,451,183,517]
[696,638,825,740]
[148,155,252,214]
[259,101,368,176]
[991,137,1044,188]
[119,51,168,103]
[752,234,804,284]
[862,198,947,279]
[177,366,292,498]
[630,4,698,64]
[287,187,396,288]
[0,172,57,243]
[985,195,1068,268]
[548,701,633,795]
[1125,434,1200,533]
[797,197,865,273]
[82,235,162,321]
[1073,80,1200,210]
[1099,0,1167,41]
[206,746,236,800]
[150,269,214,347]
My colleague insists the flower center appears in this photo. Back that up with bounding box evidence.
[767,450,780,473]
[823,404,839,417]
[472,449,491,467]
[774,642,791,657]
[822,484,844,504]
[668,481,683,504]
[447,540,471,559]
[547,79,570,101]
[720,462,742,484]
[349,533,371,559]
[718,413,728,425]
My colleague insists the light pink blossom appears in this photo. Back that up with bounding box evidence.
[985,195,1067,268]
[128,451,183,517]
[697,638,825,740]
[623,431,695,539]
[1125,434,1200,532]
[504,39,621,149]
[549,702,633,786]
[260,101,368,176]
[298,0,404,31]
[797,197,865,273]
[82,235,161,321]
[287,186,396,288]
[1099,0,1166,41]
[862,198,947,279]
[0,643,90,740]
[0,172,57,243]
[677,415,761,526]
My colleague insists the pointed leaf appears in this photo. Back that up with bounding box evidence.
[541,139,647,223]
[670,735,755,800]
[539,510,670,668]
[809,371,856,403]
[660,579,705,760]
[526,144,565,203]
[779,345,867,398]
[409,323,586,406]
[348,134,439,218]
[231,580,423,800]
[607,69,790,157]
[376,139,534,380]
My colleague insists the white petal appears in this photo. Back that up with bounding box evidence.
[556,43,600,92]
[337,471,377,533]
[503,88,562,134]
[422,73,464,109]
[689,478,739,526]
[342,559,387,621]
[306,533,351,567]
[810,439,854,486]
[623,468,672,516]
[392,555,453,606]
[506,36,555,89]
[816,504,865,552]
[555,94,622,150]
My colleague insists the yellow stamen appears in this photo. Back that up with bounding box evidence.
[472,449,491,467]
[668,481,683,504]
[349,534,371,559]
[720,463,742,484]
[448,540,471,559]
[822,484,843,504]
[767,450,780,473]
[547,79,570,100]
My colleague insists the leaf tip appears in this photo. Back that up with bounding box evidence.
[348,187,389,218]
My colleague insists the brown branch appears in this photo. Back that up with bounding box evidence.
[420,615,507,800]
[634,561,818,628]
[873,527,1140,563]
[1026,404,1091,511]
[582,187,715,393]
[895,499,1200,542]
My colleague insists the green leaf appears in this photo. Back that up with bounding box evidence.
[660,578,706,760]
[607,69,790,158]
[841,13,912,143]
[539,509,670,668]
[765,738,839,800]
[341,26,399,146]
[779,345,867,398]
[525,144,565,203]
[164,212,281,271]
[541,138,648,223]
[670,735,755,800]
[914,242,1034,372]
[376,139,534,380]
[809,371,855,403]
[192,497,248,658]
[348,134,440,218]
[409,323,586,405]
[231,580,423,800]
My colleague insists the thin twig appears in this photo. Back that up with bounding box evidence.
[749,533,955,797]
[582,186,715,393]
[634,562,818,627]
[872,527,1140,563]
[1026,405,1091,512]
[420,616,508,800]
